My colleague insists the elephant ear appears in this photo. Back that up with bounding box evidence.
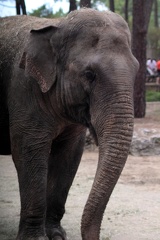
[19,26,58,93]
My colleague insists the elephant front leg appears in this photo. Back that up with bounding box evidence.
[11,132,51,240]
[45,125,86,240]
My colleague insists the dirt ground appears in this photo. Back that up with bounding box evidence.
[0,102,160,240]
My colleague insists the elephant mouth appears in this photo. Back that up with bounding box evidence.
[88,123,98,146]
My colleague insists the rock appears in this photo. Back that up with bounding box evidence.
[85,130,97,151]
[129,128,160,156]
[85,129,160,156]
[129,136,160,156]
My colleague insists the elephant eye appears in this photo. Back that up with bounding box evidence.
[85,70,96,82]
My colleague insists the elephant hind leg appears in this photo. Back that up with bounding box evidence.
[0,126,11,155]
[0,114,11,155]
[0,83,11,155]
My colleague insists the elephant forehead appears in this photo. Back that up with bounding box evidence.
[66,8,129,31]
[59,10,130,49]
[69,26,130,52]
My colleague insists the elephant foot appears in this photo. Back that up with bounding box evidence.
[46,224,67,240]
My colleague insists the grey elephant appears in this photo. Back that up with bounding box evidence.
[0,8,138,240]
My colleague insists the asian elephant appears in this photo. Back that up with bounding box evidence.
[0,8,139,240]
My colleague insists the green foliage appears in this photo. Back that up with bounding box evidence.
[147,27,160,59]
[149,0,160,27]
[148,27,160,47]
[29,4,53,18]
[28,4,66,18]
[53,8,67,18]
[146,90,160,102]
[147,0,160,58]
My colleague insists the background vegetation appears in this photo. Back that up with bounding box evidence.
[146,91,160,102]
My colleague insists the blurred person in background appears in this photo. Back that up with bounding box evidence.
[156,58,160,84]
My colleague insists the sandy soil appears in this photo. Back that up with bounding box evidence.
[0,102,160,240]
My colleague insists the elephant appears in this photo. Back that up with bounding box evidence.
[0,8,139,240]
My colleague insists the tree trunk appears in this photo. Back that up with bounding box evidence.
[124,0,129,22]
[132,0,154,118]
[16,0,21,15]
[109,0,115,12]
[69,0,77,12]
[16,0,27,15]
[80,0,91,8]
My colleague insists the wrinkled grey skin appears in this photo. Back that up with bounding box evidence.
[0,9,138,240]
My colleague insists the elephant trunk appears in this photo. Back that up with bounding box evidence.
[81,91,134,240]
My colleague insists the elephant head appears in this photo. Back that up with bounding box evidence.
[20,9,139,240]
